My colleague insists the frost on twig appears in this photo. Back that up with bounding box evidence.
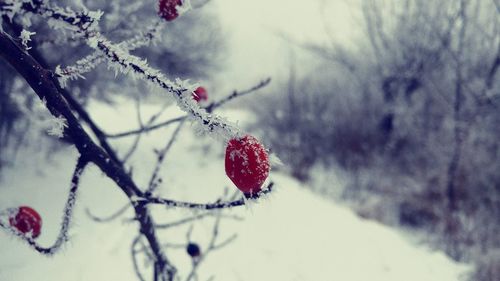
[0,2,276,280]
[9,93,68,138]
[143,182,274,210]
[107,78,271,139]
[0,157,88,255]
[176,0,192,16]
[56,20,164,87]
[19,29,35,50]
[46,115,68,138]
[17,1,241,141]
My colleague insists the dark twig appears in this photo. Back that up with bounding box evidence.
[185,212,237,281]
[205,77,271,112]
[0,156,88,255]
[156,213,243,229]
[107,116,185,139]
[142,182,274,210]
[131,235,147,281]
[85,204,131,223]
[107,77,271,139]
[147,119,186,193]
[0,29,175,281]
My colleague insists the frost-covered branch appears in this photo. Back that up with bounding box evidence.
[0,157,88,255]
[56,20,164,86]
[13,1,240,140]
[89,34,240,139]
[142,182,274,210]
[0,3,274,280]
[107,77,271,139]
[0,28,175,280]
[0,0,101,31]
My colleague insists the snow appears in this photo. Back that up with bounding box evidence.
[19,29,35,50]
[0,101,469,281]
[0,1,470,279]
[46,116,68,138]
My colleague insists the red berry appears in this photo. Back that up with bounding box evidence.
[225,135,270,195]
[193,87,208,102]
[9,206,42,239]
[158,0,183,21]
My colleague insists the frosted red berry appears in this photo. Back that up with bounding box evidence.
[193,87,208,102]
[158,0,182,21]
[225,135,270,195]
[9,206,42,239]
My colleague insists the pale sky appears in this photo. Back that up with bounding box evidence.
[211,0,361,94]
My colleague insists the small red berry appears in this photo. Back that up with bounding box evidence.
[9,206,42,239]
[158,0,183,21]
[193,87,208,102]
[186,243,201,258]
[225,135,270,195]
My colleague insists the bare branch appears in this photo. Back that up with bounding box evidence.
[107,77,271,139]
[85,204,131,223]
[147,119,186,193]
[205,77,271,112]
[185,212,237,281]
[132,235,147,281]
[142,182,274,210]
[107,116,185,139]
[156,213,243,229]
[0,156,88,255]
[0,29,175,280]
[56,20,164,85]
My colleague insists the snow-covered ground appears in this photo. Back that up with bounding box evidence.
[0,100,469,281]
[0,1,471,279]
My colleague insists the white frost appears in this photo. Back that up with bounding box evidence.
[19,29,36,50]
[46,116,68,138]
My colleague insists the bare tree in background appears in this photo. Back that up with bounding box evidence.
[255,0,499,280]
[0,1,273,280]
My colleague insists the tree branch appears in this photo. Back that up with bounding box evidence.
[142,182,274,210]
[0,29,175,280]
[0,156,87,255]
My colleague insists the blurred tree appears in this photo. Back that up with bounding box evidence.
[254,0,499,279]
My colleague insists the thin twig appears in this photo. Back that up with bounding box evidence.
[0,156,88,255]
[156,213,243,229]
[142,182,274,210]
[131,235,147,281]
[147,119,186,193]
[185,212,237,281]
[107,77,271,139]
[85,203,131,223]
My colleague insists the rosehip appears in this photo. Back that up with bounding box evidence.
[9,206,42,239]
[186,243,201,257]
[192,87,208,102]
[225,135,270,195]
[158,0,182,21]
